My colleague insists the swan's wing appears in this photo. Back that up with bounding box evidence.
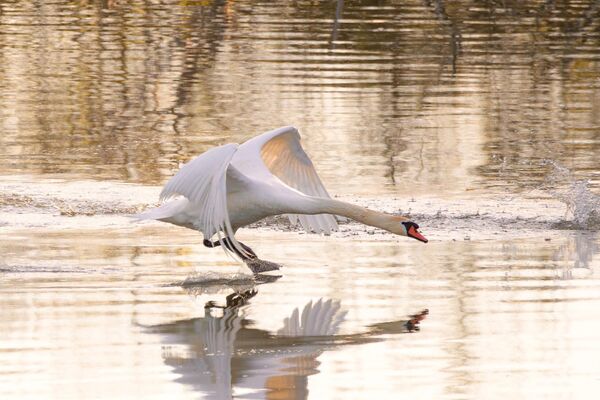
[159,143,250,258]
[235,126,338,234]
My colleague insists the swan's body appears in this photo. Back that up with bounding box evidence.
[137,126,427,265]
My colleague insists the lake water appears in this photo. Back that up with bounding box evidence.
[1,1,600,399]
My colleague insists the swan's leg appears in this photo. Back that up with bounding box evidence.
[238,241,258,258]
[203,237,257,260]
[202,238,280,274]
[225,289,258,307]
[203,239,217,248]
[205,289,258,310]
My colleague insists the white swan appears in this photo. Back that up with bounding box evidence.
[136,126,427,266]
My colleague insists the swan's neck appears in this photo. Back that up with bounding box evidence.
[308,197,408,235]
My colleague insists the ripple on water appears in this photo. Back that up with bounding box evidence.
[1,1,600,399]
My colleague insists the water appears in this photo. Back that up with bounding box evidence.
[1,1,600,399]
[542,160,600,229]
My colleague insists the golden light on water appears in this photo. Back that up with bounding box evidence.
[1,0,600,399]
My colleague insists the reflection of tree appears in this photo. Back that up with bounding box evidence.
[0,0,233,183]
[1,1,599,192]
[469,0,600,189]
[171,0,228,132]
[329,0,344,47]
[150,289,427,399]
[424,0,462,73]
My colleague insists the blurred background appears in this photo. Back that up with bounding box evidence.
[1,0,599,196]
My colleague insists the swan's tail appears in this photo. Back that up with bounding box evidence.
[132,198,189,221]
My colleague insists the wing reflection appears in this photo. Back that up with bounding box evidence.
[277,298,347,337]
[149,285,428,399]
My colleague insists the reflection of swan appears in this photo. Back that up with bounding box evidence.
[158,306,244,400]
[278,298,347,337]
[150,292,428,399]
[136,126,427,267]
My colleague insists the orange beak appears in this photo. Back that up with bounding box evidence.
[408,225,428,243]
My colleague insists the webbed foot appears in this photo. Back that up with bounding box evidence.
[244,258,283,274]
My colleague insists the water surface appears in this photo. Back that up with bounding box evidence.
[1,1,600,399]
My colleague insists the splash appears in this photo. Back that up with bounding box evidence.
[542,160,600,229]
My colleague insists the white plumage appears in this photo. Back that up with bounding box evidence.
[136,126,427,262]
[159,143,239,245]
[136,126,338,258]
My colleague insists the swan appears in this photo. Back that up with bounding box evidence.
[136,126,427,269]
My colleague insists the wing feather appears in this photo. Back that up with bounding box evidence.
[158,143,249,258]
[236,126,338,234]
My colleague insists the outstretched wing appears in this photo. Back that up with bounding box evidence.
[234,126,338,234]
[159,143,249,258]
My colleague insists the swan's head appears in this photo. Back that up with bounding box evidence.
[400,221,428,243]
